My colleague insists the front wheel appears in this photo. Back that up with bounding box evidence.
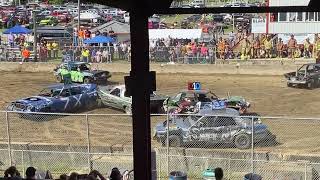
[234,134,251,149]
[167,135,182,147]
[56,75,63,83]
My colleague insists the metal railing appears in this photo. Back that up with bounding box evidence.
[1,111,320,179]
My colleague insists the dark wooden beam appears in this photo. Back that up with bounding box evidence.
[129,9,152,180]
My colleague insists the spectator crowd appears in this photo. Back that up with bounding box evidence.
[2,166,132,180]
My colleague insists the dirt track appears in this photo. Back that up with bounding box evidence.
[1,72,320,154]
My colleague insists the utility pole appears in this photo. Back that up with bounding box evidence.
[77,0,81,31]
[33,10,37,61]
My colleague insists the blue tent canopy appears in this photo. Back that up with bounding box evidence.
[3,25,32,34]
[84,35,115,44]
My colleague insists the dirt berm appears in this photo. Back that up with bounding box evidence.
[0,60,314,75]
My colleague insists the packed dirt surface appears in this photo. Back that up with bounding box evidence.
[1,71,320,155]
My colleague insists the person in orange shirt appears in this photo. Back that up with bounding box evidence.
[21,48,31,62]
[217,37,225,60]
[78,28,84,46]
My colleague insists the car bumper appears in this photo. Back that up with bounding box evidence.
[287,80,307,85]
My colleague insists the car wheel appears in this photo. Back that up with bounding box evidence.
[287,82,292,87]
[83,77,91,84]
[56,75,63,83]
[168,135,182,147]
[307,80,315,89]
[234,134,251,149]
[125,106,132,115]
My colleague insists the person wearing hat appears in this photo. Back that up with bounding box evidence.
[304,37,312,58]
[288,34,297,59]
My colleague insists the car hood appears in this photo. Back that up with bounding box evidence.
[12,96,52,107]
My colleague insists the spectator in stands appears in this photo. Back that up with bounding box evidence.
[46,42,52,59]
[89,170,106,180]
[59,174,68,180]
[25,167,36,180]
[288,34,297,59]
[8,32,15,47]
[21,47,30,62]
[241,36,251,60]
[214,167,223,180]
[96,49,102,63]
[304,38,312,58]
[276,38,284,58]
[253,37,261,59]
[200,43,208,63]
[82,48,90,62]
[4,166,21,178]
[109,168,122,180]
[52,41,59,59]
[69,172,79,180]
[217,37,225,60]
[91,48,97,62]
[264,35,272,58]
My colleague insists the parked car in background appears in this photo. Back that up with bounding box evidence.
[39,16,58,26]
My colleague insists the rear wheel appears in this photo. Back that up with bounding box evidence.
[124,106,132,115]
[234,134,251,149]
[166,135,182,147]
[83,77,91,84]
[307,80,315,89]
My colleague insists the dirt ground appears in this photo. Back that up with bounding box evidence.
[1,71,320,154]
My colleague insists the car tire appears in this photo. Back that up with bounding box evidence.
[287,82,292,87]
[307,80,315,89]
[124,106,132,115]
[234,134,251,149]
[83,77,91,84]
[56,75,63,83]
[168,135,182,147]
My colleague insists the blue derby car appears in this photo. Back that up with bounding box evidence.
[7,84,98,113]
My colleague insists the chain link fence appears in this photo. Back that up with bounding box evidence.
[1,111,320,179]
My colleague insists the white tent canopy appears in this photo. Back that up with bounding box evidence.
[74,13,101,20]
[148,29,202,40]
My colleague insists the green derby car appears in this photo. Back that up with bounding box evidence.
[54,62,111,84]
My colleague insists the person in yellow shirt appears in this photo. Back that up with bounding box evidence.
[46,42,52,59]
[264,35,272,58]
[51,41,59,59]
[82,48,90,62]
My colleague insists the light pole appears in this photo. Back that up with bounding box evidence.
[77,0,80,31]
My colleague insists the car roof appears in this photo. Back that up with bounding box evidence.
[198,108,240,116]
[179,89,209,94]
[63,62,88,66]
[46,83,90,90]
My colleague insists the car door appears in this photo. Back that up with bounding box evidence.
[70,86,85,109]
[55,88,73,112]
[187,116,210,142]
[213,116,238,143]
[106,88,122,109]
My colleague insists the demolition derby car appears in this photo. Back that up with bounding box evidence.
[97,85,168,114]
[153,108,276,149]
[163,88,250,115]
[54,62,111,84]
[284,63,320,89]
[7,84,98,113]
